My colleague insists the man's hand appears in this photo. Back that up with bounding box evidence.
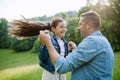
[38,30,51,45]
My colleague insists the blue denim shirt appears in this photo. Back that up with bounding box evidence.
[55,31,114,80]
[38,35,68,74]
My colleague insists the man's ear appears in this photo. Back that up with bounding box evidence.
[87,21,92,29]
[86,23,90,30]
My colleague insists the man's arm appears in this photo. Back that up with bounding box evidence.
[39,30,60,65]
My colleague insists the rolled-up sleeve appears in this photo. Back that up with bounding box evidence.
[55,37,98,74]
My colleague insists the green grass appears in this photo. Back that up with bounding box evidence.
[0,49,38,70]
[0,49,71,80]
[0,49,42,80]
[113,52,120,80]
[0,64,43,80]
[0,49,120,80]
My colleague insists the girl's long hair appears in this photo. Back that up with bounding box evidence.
[8,17,65,39]
[8,20,51,38]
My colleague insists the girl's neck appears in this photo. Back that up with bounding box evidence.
[55,35,62,40]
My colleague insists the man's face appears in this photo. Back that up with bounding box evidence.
[77,17,88,38]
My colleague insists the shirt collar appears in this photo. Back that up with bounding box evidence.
[90,31,102,36]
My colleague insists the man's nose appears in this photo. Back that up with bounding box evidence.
[77,27,80,30]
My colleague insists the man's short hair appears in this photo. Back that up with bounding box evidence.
[80,11,101,29]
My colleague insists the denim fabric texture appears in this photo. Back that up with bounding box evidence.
[38,35,68,74]
[55,31,114,80]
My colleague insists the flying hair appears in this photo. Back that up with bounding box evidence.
[8,16,51,39]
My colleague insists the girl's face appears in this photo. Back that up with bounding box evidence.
[52,21,67,39]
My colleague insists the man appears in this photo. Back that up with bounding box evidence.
[39,11,114,80]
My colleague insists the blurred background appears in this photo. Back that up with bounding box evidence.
[0,0,120,80]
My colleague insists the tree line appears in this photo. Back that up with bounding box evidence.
[0,0,120,52]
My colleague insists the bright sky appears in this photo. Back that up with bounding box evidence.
[0,0,87,21]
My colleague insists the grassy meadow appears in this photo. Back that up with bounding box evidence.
[0,49,120,80]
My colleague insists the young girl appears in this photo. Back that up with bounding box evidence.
[39,17,68,80]
[8,17,74,80]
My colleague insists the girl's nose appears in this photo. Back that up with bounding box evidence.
[63,27,67,32]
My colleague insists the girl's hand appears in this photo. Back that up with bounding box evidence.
[38,30,51,45]
[68,41,77,51]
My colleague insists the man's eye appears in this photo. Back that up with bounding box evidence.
[79,23,81,26]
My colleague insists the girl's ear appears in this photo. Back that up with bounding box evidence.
[51,27,55,32]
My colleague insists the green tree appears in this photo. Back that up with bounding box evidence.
[54,12,69,21]
[106,0,120,51]
[94,0,120,51]
[66,11,77,18]
[10,37,36,52]
[78,6,92,18]
[31,39,41,53]
[82,0,120,51]
[0,18,10,48]
[65,18,81,45]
